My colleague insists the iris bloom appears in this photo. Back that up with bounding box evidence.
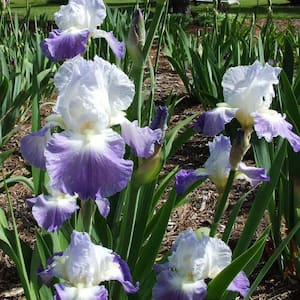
[21,55,161,201]
[153,228,249,300]
[39,231,138,300]
[176,135,269,194]
[41,0,125,61]
[195,61,300,152]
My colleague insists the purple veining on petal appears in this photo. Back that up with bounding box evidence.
[20,126,51,170]
[27,194,79,232]
[253,111,300,152]
[227,271,250,298]
[175,169,207,195]
[237,163,270,186]
[54,283,108,300]
[95,195,110,218]
[112,255,139,294]
[121,120,162,158]
[94,30,125,59]
[194,107,237,136]
[153,270,207,300]
[45,130,133,200]
[41,29,90,61]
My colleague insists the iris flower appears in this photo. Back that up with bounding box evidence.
[195,61,300,152]
[41,0,125,61]
[21,55,161,201]
[39,231,138,300]
[175,135,269,194]
[153,228,249,300]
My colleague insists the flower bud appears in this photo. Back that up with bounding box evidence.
[127,8,145,66]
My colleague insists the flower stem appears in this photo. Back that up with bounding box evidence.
[210,169,236,237]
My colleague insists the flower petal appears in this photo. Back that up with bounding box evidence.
[28,193,79,232]
[194,107,237,136]
[175,169,208,195]
[94,30,125,58]
[54,283,108,300]
[95,196,110,218]
[112,255,139,293]
[153,270,207,300]
[121,119,162,158]
[41,29,90,61]
[253,111,300,152]
[20,126,51,170]
[45,129,133,200]
[237,162,270,186]
[227,271,250,298]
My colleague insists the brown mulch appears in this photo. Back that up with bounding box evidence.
[1,18,300,300]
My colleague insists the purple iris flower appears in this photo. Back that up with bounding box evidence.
[41,0,125,61]
[195,61,300,152]
[27,185,79,232]
[175,135,269,194]
[38,231,139,300]
[21,56,161,201]
[153,228,249,300]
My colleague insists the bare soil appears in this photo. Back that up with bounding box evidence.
[1,18,300,300]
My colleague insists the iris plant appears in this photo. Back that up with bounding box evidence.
[153,228,249,300]
[176,134,269,195]
[41,0,125,61]
[39,231,138,300]
[195,61,300,152]
[21,55,161,223]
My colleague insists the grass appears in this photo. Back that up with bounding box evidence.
[7,0,300,19]
[193,0,300,18]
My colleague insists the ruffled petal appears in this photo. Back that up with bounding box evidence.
[112,255,139,293]
[153,270,207,300]
[194,107,237,136]
[94,30,125,59]
[95,195,110,218]
[237,162,270,186]
[175,169,208,195]
[227,271,250,298]
[20,126,51,170]
[28,193,79,232]
[45,129,133,200]
[121,119,162,158]
[41,29,90,61]
[54,283,108,300]
[253,111,300,152]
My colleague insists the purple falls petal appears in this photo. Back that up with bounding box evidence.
[153,270,207,300]
[20,126,51,170]
[194,107,237,136]
[37,252,63,286]
[237,163,270,186]
[95,195,110,218]
[45,130,133,200]
[94,30,125,59]
[41,29,90,61]
[54,283,108,300]
[112,255,139,294]
[121,119,162,158]
[175,169,208,195]
[227,271,250,298]
[28,194,79,232]
[253,111,300,152]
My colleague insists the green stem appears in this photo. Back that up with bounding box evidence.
[81,200,95,235]
[2,168,36,300]
[210,170,236,237]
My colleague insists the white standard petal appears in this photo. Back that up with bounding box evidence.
[222,61,281,115]
[203,135,232,190]
[199,235,232,279]
[54,56,134,133]
[55,0,106,32]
